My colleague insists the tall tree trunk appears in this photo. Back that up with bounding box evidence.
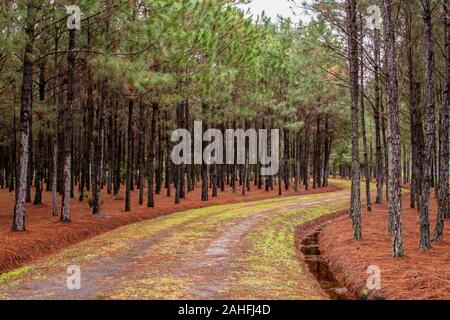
[322,115,331,188]
[9,108,17,193]
[130,133,135,192]
[175,105,182,204]
[12,3,36,231]
[125,99,133,212]
[51,25,59,216]
[92,84,106,215]
[113,126,121,196]
[242,121,249,196]
[384,0,403,256]
[373,27,384,205]
[87,77,94,196]
[186,107,194,193]
[295,130,301,191]
[405,8,421,210]
[303,128,310,190]
[347,0,361,240]
[33,62,46,204]
[138,103,145,205]
[25,112,32,203]
[107,115,113,194]
[201,120,209,201]
[60,27,75,222]
[419,0,435,249]
[212,163,218,197]
[164,111,171,197]
[147,103,158,208]
[283,127,290,190]
[314,116,321,189]
[360,27,372,212]
[433,0,450,240]
[180,101,187,199]
[156,115,163,195]
[33,131,44,204]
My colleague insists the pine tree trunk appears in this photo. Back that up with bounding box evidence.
[60,28,75,223]
[433,0,450,240]
[156,115,163,195]
[322,114,331,188]
[174,109,181,205]
[9,109,17,193]
[33,131,44,204]
[114,127,121,195]
[360,30,372,212]
[147,103,158,208]
[384,0,403,256]
[180,101,187,199]
[51,26,59,216]
[201,119,209,201]
[92,84,106,215]
[138,103,145,205]
[25,113,32,203]
[381,61,389,203]
[164,112,171,197]
[12,4,35,231]
[79,107,87,201]
[419,0,435,249]
[313,116,320,189]
[347,0,361,240]
[186,109,194,193]
[283,128,290,190]
[295,131,301,191]
[212,163,218,197]
[125,100,133,212]
[107,115,113,194]
[406,8,420,209]
[303,129,310,190]
[130,134,135,192]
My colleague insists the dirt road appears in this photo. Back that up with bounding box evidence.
[0,184,351,300]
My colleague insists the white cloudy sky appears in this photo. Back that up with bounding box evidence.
[236,0,312,24]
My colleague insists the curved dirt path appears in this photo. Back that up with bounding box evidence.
[0,185,351,300]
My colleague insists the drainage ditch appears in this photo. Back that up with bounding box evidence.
[300,224,350,300]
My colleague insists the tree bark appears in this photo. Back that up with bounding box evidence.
[419,0,435,249]
[51,25,59,216]
[433,0,450,240]
[313,116,321,189]
[147,103,158,208]
[201,120,209,201]
[360,27,372,212]
[384,0,404,256]
[347,0,361,240]
[92,84,106,215]
[125,99,133,212]
[373,29,384,205]
[12,3,36,231]
[138,103,145,205]
[60,27,76,223]
[295,130,302,191]
[322,114,331,188]
[303,128,310,190]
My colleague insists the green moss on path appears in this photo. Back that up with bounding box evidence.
[0,181,351,300]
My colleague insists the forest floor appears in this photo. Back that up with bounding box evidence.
[0,181,339,275]
[0,182,352,300]
[321,191,450,300]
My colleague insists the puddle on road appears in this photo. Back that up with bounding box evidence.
[301,225,350,300]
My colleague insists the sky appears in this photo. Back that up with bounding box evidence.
[236,0,311,25]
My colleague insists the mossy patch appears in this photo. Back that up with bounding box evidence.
[102,277,190,300]
[223,198,350,300]
[0,266,32,286]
